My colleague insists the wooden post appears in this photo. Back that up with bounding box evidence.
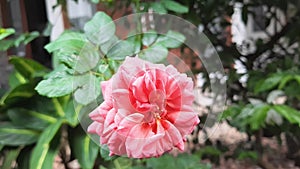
[0,0,12,28]
[0,0,13,56]
[19,0,32,58]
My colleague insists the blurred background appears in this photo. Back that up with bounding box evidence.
[1,0,300,169]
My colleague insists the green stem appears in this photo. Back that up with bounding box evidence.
[89,71,104,77]
[52,98,65,117]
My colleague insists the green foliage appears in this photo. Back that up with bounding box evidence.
[35,71,75,97]
[146,154,211,169]
[254,73,284,94]
[100,144,117,161]
[236,151,258,161]
[45,31,86,54]
[0,83,37,106]
[254,71,300,94]
[7,0,300,167]
[155,31,186,48]
[29,119,63,169]
[36,11,184,106]
[0,57,84,168]
[273,105,300,126]
[7,108,57,130]
[69,127,99,169]
[1,147,22,169]
[142,0,189,14]
[106,40,136,60]
[0,28,15,40]
[139,30,185,63]
[98,154,211,169]
[0,30,39,51]
[9,56,49,79]
[161,0,189,14]
[140,44,168,63]
[223,103,300,133]
[84,12,116,45]
[0,123,40,146]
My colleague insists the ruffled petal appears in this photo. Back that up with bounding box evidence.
[87,57,199,158]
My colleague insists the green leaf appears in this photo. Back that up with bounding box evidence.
[42,22,53,36]
[146,153,210,169]
[38,131,61,169]
[84,12,116,45]
[8,70,27,89]
[7,108,57,130]
[9,56,48,79]
[51,51,62,69]
[35,72,75,97]
[196,146,222,159]
[16,148,31,169]
[126,34,141,54]
[51,97,66,117]
[0,123,39,146]
[255,73,283,93]
[30,119,63,169]
[273,105,300,125]
[100,144,117,161]
[106,40,136,60]
[45,31,86,53]
[155,31,185,48]
[0,28,15,40]
[14,34,26,47]
[237,151,258,161]
[69,127,99,169]
[75,43,100,73]
[58,42,100,73]
[139,44,168,63]
[162,0,189,13]
[13,32,39,47]
[249,104,270,130]
[113,157,132,169]
[0,39,15,51]
[219,105,242,120]
[265,109,283,125]
[100,35,118,54]
[2,147,22,169]
[23,96,59,117]
[23,31,40,44]
[278,74,294,89]
[151,2,167,14]
[1,82,36,106]
[294,75,300,85]
[74,74,102,105]
[108,59,121,72]
[142,30,157,46]
[177,153,212,169]
[64,100,80,126]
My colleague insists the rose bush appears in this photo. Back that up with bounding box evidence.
[88,56,199,158]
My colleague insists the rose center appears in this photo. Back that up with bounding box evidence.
[148,89,166,119]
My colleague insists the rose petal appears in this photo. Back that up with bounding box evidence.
[87,57,199,158]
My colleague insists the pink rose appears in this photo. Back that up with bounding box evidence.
[88,56,199,158]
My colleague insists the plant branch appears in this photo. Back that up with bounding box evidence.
[245,13,300,69]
